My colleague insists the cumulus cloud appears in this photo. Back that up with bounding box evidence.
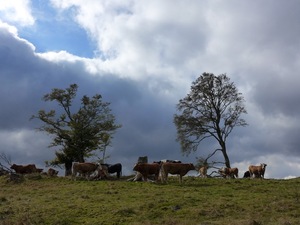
[0,0,35,26]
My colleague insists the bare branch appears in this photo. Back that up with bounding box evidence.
[0,152,14,173]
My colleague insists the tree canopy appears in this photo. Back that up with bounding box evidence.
[31,84,121,175]
[174,73,247,168]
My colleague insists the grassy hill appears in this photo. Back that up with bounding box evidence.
[0,175,299,225]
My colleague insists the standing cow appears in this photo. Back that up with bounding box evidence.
[161,162,195,183]
[133,163,160,181]
[248,163,267,178]
[219,167,239,178]
[101,163,122,178]
[198,165,208,178]
[72,162,103,180]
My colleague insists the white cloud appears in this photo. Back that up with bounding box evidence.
[0,0,34,26]
[49,0,206,85]
[0,21,35,52]
[37,50,86,63]
[0,129,53,163]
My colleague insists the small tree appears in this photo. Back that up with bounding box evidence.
[98,133,111,163]
[174,73,247,168]
[31,84,121,176]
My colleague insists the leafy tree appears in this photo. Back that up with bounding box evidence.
[31,84,121,176]
[174,73,247,168]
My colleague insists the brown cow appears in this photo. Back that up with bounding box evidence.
[133,163,160,181]
[198,166,208,178]
[161,163,195,183]
[36,168,44,173]
[10,164,37,174]
[248,163,267,178]
[72,162,102,180]
[47,168,59,177]
[219,167,239,178]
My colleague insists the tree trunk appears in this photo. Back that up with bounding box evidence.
[220,141,231,168]
[222,150,231,168]
[64,161,73,176]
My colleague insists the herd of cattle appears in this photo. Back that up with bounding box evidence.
[7,162,122,180]
[132,160,267,183]
[216,163,267,179]
[6,160,268,183]
[10,164,59,176]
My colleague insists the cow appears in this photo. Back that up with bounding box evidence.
[219,167,239,178]
[243,171,251,178]
[160,162,195,183]
[153,159,182,165]
[47,168,59,177]
[10,164,37,174]
[72,162,102,180]
[101,163,122,178]
[133,163,160,181]
[248,163,267,178]
[198,165,208,178]
[36,168,44,173]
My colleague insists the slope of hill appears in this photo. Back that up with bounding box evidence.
[0,175,299,225]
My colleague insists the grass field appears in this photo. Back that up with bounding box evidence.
[0,175,299,225]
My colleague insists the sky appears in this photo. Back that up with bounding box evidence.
[0,0,300,179]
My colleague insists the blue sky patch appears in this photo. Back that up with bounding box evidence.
[18,0,95,58]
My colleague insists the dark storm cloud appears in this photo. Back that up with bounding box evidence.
[0,24,189,175]
[253,75,300,117]
[207,1,300,164]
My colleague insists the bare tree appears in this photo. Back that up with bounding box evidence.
[174,73,247,168]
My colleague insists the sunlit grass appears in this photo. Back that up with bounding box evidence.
[0,175,299,225]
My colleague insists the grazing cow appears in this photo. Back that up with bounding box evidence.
[219,167,239,178]
[47,168,59,177]
[243,171,251,178]
[198,166,208,178]
[72,162,102,180]
[248,163,267,178]
[161,163,195,183]
[101,163,122,178]
[133,163,160,181]
[10,164,37,174]
[36,168,44,173]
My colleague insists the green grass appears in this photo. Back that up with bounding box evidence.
[0,175,299,225]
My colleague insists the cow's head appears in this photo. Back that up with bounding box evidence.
[261,163,267,169]
[189,163,196,170]
[133,163,139,171]
[10,164,16,169]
